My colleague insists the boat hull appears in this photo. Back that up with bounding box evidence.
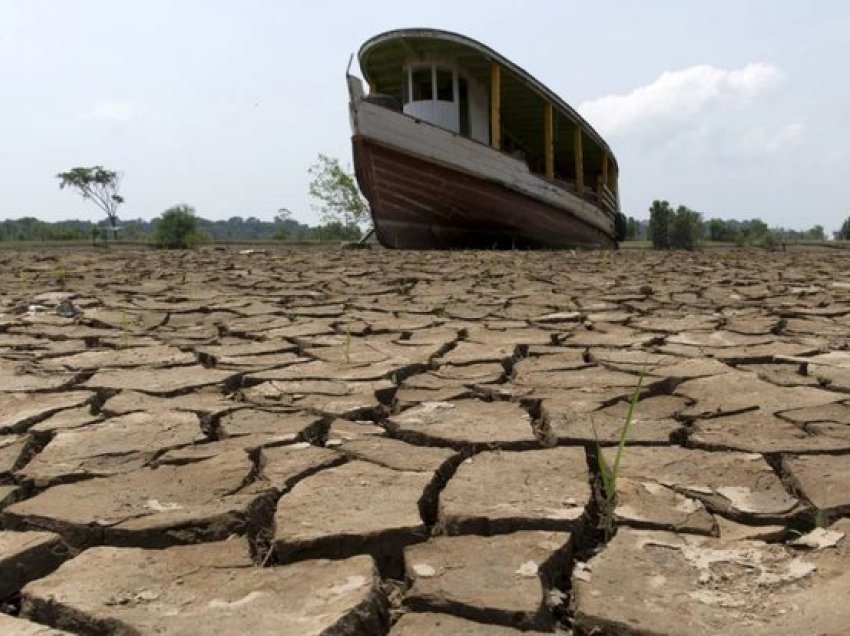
[352,136,616,250]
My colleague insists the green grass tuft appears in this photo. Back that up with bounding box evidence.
[343,324,352,364]
[595,370,644,539]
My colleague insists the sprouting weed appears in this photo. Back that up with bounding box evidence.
[343,323,351,364]
[54,266,68,286]
[594,370,644,540]
[814,486,832,528]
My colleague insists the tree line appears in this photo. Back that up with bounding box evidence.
[623,201,849,249]
[0,214,362,244]
[0,155,370,247]
[18,159,850,250]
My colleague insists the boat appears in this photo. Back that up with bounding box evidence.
[347,28,622,250]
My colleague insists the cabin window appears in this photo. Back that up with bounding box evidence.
[411,68,433,101]
[458,76,470,136]
[436,69,454,102]
[401,62,484,139]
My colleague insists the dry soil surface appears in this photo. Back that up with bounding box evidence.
[1,245,850,634]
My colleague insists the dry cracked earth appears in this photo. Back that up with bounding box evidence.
[1,245,850,635]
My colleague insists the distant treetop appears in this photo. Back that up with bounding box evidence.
[56,166,124,239]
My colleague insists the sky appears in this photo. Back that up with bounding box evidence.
[2,0,848,230]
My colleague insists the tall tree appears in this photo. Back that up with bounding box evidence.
[707,218,731,242]
[614,212,628,242]
[670,206,703,250]
[839,216,850,240]
[307,154,370,230]
[648,200,673,249]
[273,207,293,240]
[805,225,825,241]
[625,216,640,240]
[56,166,124,239]
[275,207,293,224]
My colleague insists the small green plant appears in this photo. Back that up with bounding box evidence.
[594,371,644,539]
[813,486,832,528]
[54,266,68,287]
[397,276,416,295]
[343,324,352,364]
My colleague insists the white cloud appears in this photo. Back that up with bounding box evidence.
[582,63,816,225]
[579,63,784,137]
[740,122,804,153]
[86,101,138,123]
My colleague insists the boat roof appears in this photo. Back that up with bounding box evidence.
[358,28,617,167]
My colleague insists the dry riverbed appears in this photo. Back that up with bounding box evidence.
[1,245,850,634]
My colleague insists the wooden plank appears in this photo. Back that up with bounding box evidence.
[574,126,584,196]
[544,102,554,180]
[354,137,617,249]
[490,62,501,150]
[600,185,617,213]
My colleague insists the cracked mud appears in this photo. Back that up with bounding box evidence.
[1,246,850,634]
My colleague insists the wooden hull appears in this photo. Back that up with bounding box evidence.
[352,135,617,250]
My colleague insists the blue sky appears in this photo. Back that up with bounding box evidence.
[2,1,848,230]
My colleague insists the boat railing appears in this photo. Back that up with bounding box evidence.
[598,185,618,215]
[552,178,616,216]
[364,93,403,112]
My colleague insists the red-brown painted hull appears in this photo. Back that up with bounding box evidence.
[352,136,616,250]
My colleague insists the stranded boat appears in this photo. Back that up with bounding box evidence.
[347,28,622,249]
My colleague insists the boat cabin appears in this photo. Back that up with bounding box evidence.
[401,61,490,144]
[358,29,620,217]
